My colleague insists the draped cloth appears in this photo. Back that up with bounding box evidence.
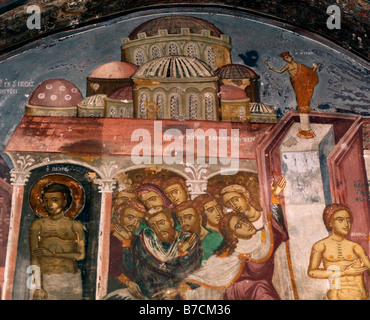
[290,63,319,109]
[120,228,202,299]
[182,212,288,300]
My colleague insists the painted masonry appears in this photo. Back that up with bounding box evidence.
[0,7,369,301]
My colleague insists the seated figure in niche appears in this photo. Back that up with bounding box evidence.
[307,203,370,300]
[29,183,85,300]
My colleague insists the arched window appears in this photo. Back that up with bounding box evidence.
[80,111,86,117]
[170,95,179,119]
[238,107,246,121]
[110,107,116,118]
[151,45,161,60]
[139,93,148,118]
[206,46,216,70]
[186,43,198,58]
[135,49,146,66]
[120,108,127,118]
[168,43,179,56]
[156,94,164,119]
[204,94,214,120]
[189,94,198,120]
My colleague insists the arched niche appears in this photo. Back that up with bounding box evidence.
[12,163,101,300]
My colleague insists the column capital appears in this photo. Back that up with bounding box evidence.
[10,170,31,186]
[96,179,117,193]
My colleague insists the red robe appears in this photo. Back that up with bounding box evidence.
[290,63,319,108]
[223,218,289,300]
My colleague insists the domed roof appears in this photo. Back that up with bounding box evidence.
[215,64,259,79]
[250,102,275,114]
[89,61,138,79]
[133,56,216,80]
[128,15,224,40]
[77,94,106,108]
[28,79,83,108]
[220,84,248,100]
[107,85,133,101]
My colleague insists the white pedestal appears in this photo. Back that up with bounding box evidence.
[280,123,335,300]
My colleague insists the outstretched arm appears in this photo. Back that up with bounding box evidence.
[268,64,289,74]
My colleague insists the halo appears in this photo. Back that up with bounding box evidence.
[30,174,85,219]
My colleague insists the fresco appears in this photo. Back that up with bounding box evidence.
[0,4,369,301]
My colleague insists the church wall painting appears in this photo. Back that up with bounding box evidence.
[0,5,369,300]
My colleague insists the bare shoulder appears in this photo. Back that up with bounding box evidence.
[311,237,328,252]
[71,219,84,232]
[352,241,367,255]
[30,218,42,229]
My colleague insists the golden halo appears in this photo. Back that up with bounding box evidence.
[30,174,85,219]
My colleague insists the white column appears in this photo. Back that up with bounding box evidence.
[95,179,116,300]
[2,170,30,300]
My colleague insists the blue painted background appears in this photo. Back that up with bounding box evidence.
[0,6,369,168]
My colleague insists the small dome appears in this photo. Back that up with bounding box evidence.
[215,64,259,79]
[128,15,224,40]
[133,56,216,80]
[220,84,248,100]
[89,61,138,79]
[250,102,275,114]
[77,94,106,108]
[107,86,133,101]
[28,79,83,108]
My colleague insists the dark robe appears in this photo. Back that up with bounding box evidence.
[121,228,202,299]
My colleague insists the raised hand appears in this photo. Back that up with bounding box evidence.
[178,233,197,255]
[271,176,287,197]
[127,281,146,300]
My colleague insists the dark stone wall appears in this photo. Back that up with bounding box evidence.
[0,1,369,61]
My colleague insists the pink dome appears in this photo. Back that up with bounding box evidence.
[220,84,248,100]
[107,85,133,100]
[89,61,138,79]
[28,79,83,108]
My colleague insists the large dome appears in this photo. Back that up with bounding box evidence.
[89,61,138,79]
[28,79,83,108]
[128,15,224,40]
[133,56,216,81]
[215,64,259,79]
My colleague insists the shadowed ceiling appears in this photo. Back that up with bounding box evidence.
[0,1,369,61]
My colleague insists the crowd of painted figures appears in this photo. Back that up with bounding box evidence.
[106,175,291,300]
[29,173,370,300]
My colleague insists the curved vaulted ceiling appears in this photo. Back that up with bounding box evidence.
[0,1,369,62]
